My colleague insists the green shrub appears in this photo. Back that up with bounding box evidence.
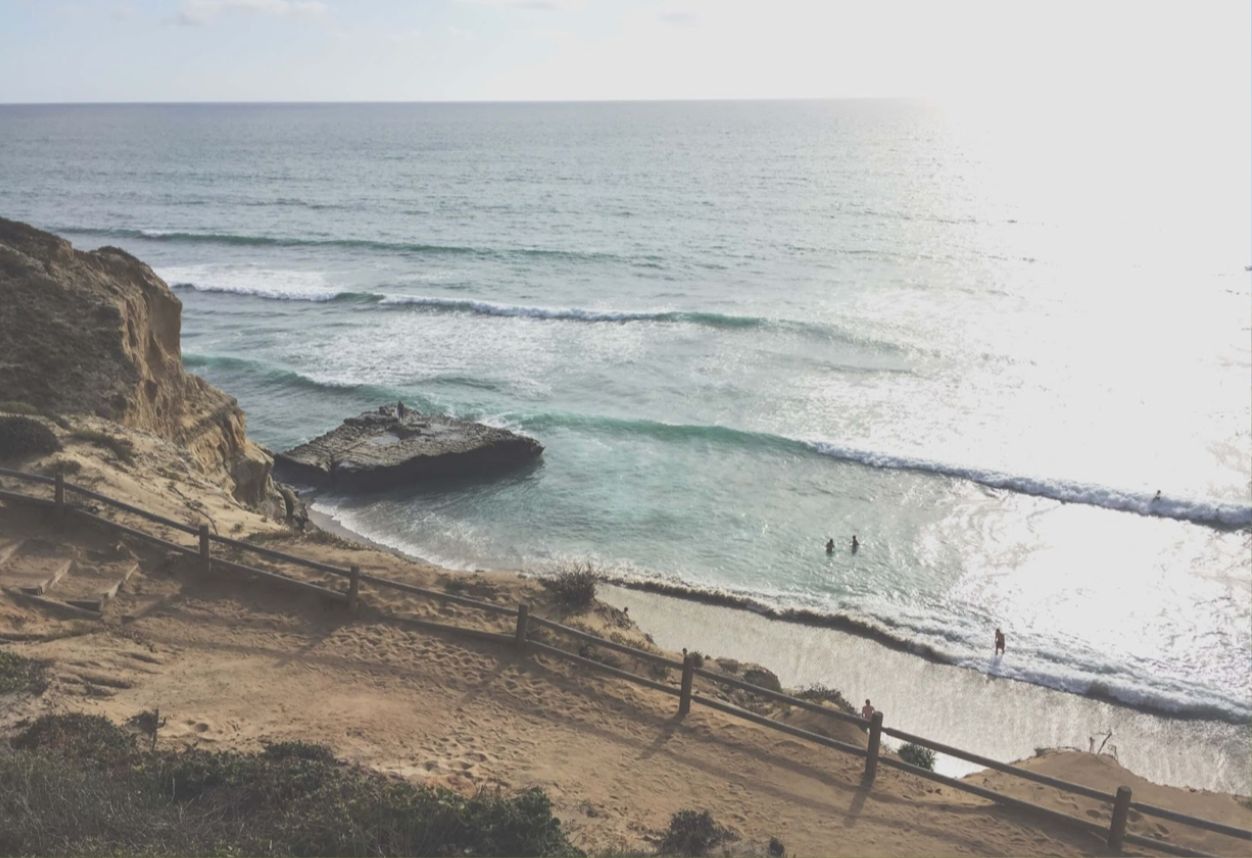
[794,684,855,716]
[0,401,43,416]
[658,809,733,856]
[39,458,81,477]
[0,416,61,461]
[898,742,936,771]
[0,713,581,857]
[0,651,50,696]
[0,402,70,429]
[70,429,134,464]
[11,713,136,767]
[263,741,338,764]
[544,562,598,611]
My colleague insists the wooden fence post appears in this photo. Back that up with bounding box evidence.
[863,710,883,782]
[348,565,360,611]
[1107,785,1132,852]
[54,473,65,511]
[514,603,529,649]
[198,524,211,572]
[678,653,695,717]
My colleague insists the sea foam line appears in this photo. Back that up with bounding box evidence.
[169,281,856,339]
[804,440,1252,529]
[55,224,651,265]
[513,412,1250,529]
[591,576,1250,724]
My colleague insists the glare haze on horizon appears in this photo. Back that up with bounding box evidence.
[0,0,1248,112]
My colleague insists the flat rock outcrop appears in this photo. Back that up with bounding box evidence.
[274,405,543,491]
[0,218,275,506]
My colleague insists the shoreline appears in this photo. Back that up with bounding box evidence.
[305,499,1251,796]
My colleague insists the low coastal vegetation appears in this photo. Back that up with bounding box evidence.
[545,561,599,611]
[68,429,135,465]
[0,713,582,857]
[658,809,735,856]
[898,742,936,771]
[0,651,50,696]
[0,415,61,460]
[0,401,70,429]
[795,684,856,716]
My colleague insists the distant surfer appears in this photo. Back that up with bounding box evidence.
[825,538,834,554]
[851,535,859,553]
[1152,490,1161,503]
[994,627,1006,656]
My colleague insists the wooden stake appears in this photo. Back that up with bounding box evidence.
[678,653,695,717]
[864,711,883,782]
[515,603,529,648]
[1108,786,1132,852]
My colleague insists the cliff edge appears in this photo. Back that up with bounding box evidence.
[0,218,273,506]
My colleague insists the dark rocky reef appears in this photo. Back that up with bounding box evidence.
[274,405,543,491]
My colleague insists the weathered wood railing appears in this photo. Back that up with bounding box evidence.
[0,465,1247,857]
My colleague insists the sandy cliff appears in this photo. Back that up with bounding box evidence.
[0,218,273,507]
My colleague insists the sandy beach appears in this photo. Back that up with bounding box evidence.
[3,428,1250,856]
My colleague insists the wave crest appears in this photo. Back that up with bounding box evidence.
[58,225,649,265]
[519,413,1251,529]
[169,281,873,341]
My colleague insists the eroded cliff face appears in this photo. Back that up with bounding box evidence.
[0,217,274,506]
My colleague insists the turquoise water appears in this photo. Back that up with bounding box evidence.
[1,101,1248,727]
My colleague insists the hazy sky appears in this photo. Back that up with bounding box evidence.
[0,0,1248,106]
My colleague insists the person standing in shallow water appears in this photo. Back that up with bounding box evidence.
[851,535,859,553]
[825,538,834,554]
[994,627,1006,655]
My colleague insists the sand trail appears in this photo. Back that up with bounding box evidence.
[2,498,1249,856]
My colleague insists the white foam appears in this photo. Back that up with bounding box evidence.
[377,294,714,324]
[159,265,342,302]
[805,440,1252,528]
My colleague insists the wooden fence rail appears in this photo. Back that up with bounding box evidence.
[0,466,1247,857]
[694,664,868,727]
[881,724,1114,803]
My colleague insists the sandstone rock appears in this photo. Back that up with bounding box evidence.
[0,218,275,507]
[274,405,543,491]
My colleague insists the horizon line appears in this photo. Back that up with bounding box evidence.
[0,95,935,107]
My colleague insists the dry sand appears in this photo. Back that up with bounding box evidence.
[2,442,1250,857]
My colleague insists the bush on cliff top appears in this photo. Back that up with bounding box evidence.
[0,415,61,461]
[794,684,856,716]
[0,651,50,696]
[657,809,734,856]
[898,742,936,771]
[544,561,599,611]
[3,713,581,857]
[69,429,135,464]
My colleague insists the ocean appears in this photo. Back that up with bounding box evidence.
[1,101,1248,788]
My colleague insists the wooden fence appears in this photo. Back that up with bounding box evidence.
[0,466,1248,857]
